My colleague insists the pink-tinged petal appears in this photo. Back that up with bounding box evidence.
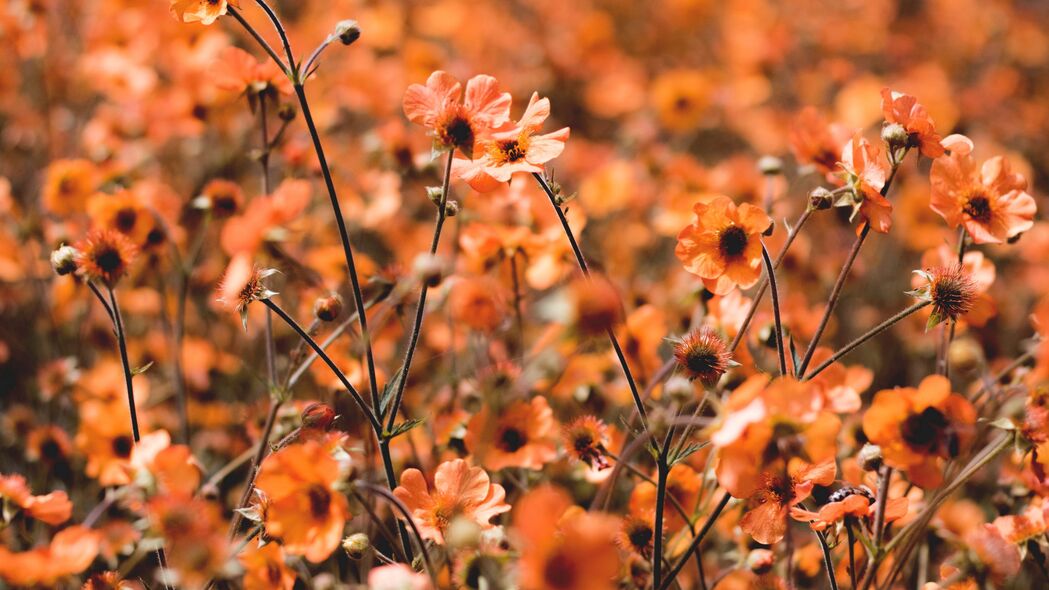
[518,92,551,130]
[999,190,1037,238]
[453,157,503,193]
[464,75,512,127]
[981,156,1028,195]
[393,468,435,514]
[941,134,974,155]
[525,128,570,164]
[426,71,462,106]
[403,84,440,126]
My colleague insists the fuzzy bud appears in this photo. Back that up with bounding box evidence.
[858,443,883,472]
[51,245,79,276]
[342,533,370,559]
[757,155,783,176]
[278,103,296,122]
[664,375,694,403]
[334,20,361,46]
[445,516,483,550]
[313,293,343,322]
[948,338,985,376]
[747,549,776,574]
[426,186,443,205]
[413,253,447,287]
[809,186,834,211]
[881,122,908,148]
[444,200,461,217]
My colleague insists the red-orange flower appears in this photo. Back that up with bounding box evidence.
[465,396,559,471]
[254,441,351,562]
[862,375,977,488]
[74,228,138,287]
[930,141,1036,244]
[789,107,850,178]
[0,474,72,525]
[240,542,296,590]
[839,133,893,234]
[738,459,836,544]
[0,526,100,586]
[881,88,945,159]
[790,486,908,532]
[675,195,772,295]
[213,46,293,98]
[393,459,510,544]
[403,71,511,156]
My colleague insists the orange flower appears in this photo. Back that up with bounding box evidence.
[862,375,976,488]
[453,93,570,192]
[930,141,1036,244]
[0,474,72,525]
[254,441,351,562]
[675,195,772,295]
[87,189,160,249]
[368,564,432,590]
[200,179,244,218]
[839,133,893,234]
[403,71,511,156]
[74,228,137,287]
[789,107,850,178]
[240,542,296,590]
[170,0,238,25]
[514,485,620,590]
[41,159,98,216]
[738,459,836,544]
[881,88,945,159]
[650,69,711,133]
[562,415,612,470]
[0,526,100,587]
[147,494,229,587]
[465,396,558,471]
[790,486,908,532]
[393,459,510,544]
[213,46,293,98]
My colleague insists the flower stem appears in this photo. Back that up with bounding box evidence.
[802,300,931,381]
[356,482,437,584]
[226,6,287,75]
[653,457,670,589]
[659,491,732,590]
[760,241,786,376]
[816,529,841,590]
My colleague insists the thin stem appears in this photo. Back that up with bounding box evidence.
[349,488,407,563]
[658,491,732,590]
[729,207,813,352]
[796,222,871,375]
[803,300,931,381]
[293,82,381,415]
[226,6,287,75]
[871,466,893,547]
[87,281,114,323]
[356,482,436,584]
[262,298,381,433]
[760,242,786,376]
[816,530,841,590]
[845,520,859,590]
[384,151,453,430]
[108,287,140,442]
[252,0,296,75]
[227,398,282,540]
[653,459,669,588]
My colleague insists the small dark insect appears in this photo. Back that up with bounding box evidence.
[827,486,875,504]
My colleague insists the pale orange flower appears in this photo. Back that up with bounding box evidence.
[0,474,72,525]
[930,141,1036,244]
[789,107,851,178]
[881,88,945,159]
[403,71,511,156]
[739,459,836,544]
[255,441,351,562]
[465,396,559,471]
[41,159,98,216]
[170,0,239,25]
[0,526,100,587]
[213,46,293,97]
[675,195,772,295]
[839,133,893,234]
[393,459,510,544]
[240,542,296,590]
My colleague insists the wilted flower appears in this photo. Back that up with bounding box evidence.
[217,255,278,329]
[673,326,732,385]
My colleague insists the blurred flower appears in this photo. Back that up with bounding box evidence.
[650,69,711,132]
[393,459,510,544]
[0,526,100,586]
[562,415,611,470]
[0,474,72,525]
[790,107,850,178]
[465,396,558,471]
[170,0,238,25]
[213,46,292,101]
[41,159,98,216]
[739,459,836,544]
[240,542,296,590]
[368,564,432,590]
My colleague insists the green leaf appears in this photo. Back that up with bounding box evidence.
[131,361,154,376]
[379,366,405,417]
[670,441,711,466]
[387,418,425,440]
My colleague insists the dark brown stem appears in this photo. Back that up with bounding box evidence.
[226,6,287,75]
[760,241,786,376]
[658,491,732,590]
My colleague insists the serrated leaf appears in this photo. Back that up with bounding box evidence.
[131,361,154,376]
[670,441,711,466]
[379,366,405,417]
[387,417,425,439]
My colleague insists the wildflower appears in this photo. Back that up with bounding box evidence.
[838,133,893,233]
[739,459,836,544]
[618,510,655,557]
[675,195,772,295]
[650,69,711,132]
[170,0,239,25]
[199,179,244,219]
[790,485,908,532]
[74,228,137,287]
[630,463,702,531]
[0,526,100,587]
[465,396,559,471]
[789,107,851,178]
[673,326,732,385]
[255,441,351,562]
[862,375,976,488]
[449,276,506,332]
[880,88,944,159]
[966,524,1022,583]
[916,246,997,327]
[453,93,571,192]
[569,274,622,336]
[368,564,432,590]
[213,46,293,105]
[514,485,620,590]
[147,494,229,587]
[50,245,79,276]
[562,415,612,470]
[82,571,136,590]
[910,265,979,329]
[87,189,159,249]
[0,474,72,525]
[930,142,1036,243]
[41,159,98,216]
[217,255,278,330]
[393,459,510,544]
[403,71,511,156]
[240,542,296,590]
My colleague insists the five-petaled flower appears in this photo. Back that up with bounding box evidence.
[675,195,772,295]
[393,459,510,544]
[403,71,512,157]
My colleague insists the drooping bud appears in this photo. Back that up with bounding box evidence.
[808,186,834,211]
[342,533,370,559]
[51,245,80,276]
[858,443,883,472]
[313,293,343,322]
[334,20,361,46]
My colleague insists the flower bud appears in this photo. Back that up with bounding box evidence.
[858,443,883,472]
[444,200,461,217]
[51,245,79,276]
[342,533,370,559]
[313,293,343,322]
[278,103,296,122]
[334,20,361,46]
[757,155,783,176]
[426,186,443,205]
[948,338,984,376]
[747,549,775,574]
[664,375,694,403]
[881,122,908,148]
[445,516,482,549]
[413,253,447,287]
[809,186,834,210]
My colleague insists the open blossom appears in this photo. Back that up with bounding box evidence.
[393,459,510,544]
[213,46,293,98]
[170,0,238,25]
[0,526,101,586]
[739,459,836,544]
[881,88,945,159]
[790,107,851,178]
[675,195,772,295]
[453,92,571,192]
[465,395,559,471]
[403,71,511,156]
[0,474,72,525]
[839,133,893,233]
[930,141,1036,243]
[791,486,908,532]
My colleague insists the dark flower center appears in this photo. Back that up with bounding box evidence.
[95,246,124,273]
[213,193,238,217]
[115,208,137,233]
[112,435,133,458]
[499,427,527,452]
[444,116,474,150]
[543,552,578,589]
[718,225,748,259]
[499,139,527,162]
[628,524,653,551]
[307,484,331,519]
[900,407,950,454]
[963,194,992,224]
[686,351,720,375]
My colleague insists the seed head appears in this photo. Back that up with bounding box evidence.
[562,415,611,470]
[673,327,732,386]
[218,257,278,330]
[911,265,977,330]
[74,229,137,287]
[51,244,80,276]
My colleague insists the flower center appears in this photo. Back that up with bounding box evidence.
[489,135,530,164]
[307,484,331,519]
[95,246,124,273]
[900,407,950,454]
[499,427,527,452]
[112,435,133,458]
[543,551,578,589]
[439,114,474,151]
[963,193,992,224]
[627,523,653,552]
[115,207,138,233]
[718,225,748,259]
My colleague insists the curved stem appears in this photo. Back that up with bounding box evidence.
[815,529,841,590]
[226,6,287,75]
[356,482,437,584]
[658,491,732,590]
[760,242,786,376]
[252,0,296,75]
[108,287,140,441]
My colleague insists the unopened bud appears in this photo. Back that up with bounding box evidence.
[809,186,834,210]
[313,293,343,322]
[858,443,883,472]
[342,533,370,559]
[413,253,447,287]
[426,186,443,205]
[445,516,482,549]
[664,375,694,403]
[948,338,984,376]
[758,155,783,176]
[881,122,908,148]
[51,245,79,276]
[334,20,361,46]
[444,200,460,217]
[747,549,775,574]
[278,103,296,122]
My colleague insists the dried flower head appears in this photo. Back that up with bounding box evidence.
[673,327,732,385]
[50,245,80,276]
[217,256,278,330]
[562,415,611,470]
[313,293,343,322]
[74,229,137,287]
[911,265,978,329]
